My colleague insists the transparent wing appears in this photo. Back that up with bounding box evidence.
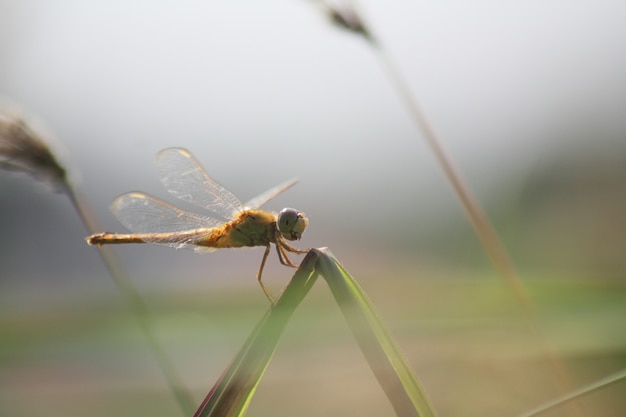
[156,148,243,220]
[110,192,223,249]
[243,177,299,209]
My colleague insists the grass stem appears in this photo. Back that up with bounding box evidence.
[369,37,586,417]
[516,368,626,417]
[1,111,195,415]
[63,183,196,416]
[310,3,586,408]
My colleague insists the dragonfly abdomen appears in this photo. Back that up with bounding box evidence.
[87,229,215,247]
[87,232,146,245]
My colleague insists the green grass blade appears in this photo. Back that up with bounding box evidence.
[315,248,438,417]
[516,368,626,417]
[194,250,319,417]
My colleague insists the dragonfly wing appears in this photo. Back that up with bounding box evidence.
[243,177,299,209]
[111,192,223,249]
[156,148,243,220]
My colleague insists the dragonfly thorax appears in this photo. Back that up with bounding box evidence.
[277,208,308,241]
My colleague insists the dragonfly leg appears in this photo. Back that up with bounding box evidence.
[276,243,298,268]
[280,240,310,255]
[257,244,276,304]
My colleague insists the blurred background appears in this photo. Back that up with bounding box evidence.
[1,1,625,416]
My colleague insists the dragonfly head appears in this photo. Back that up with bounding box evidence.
[277,208,308,241]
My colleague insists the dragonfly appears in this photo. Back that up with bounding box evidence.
[86,147,309,303]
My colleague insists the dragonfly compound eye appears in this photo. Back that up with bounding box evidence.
[277,208,308,240]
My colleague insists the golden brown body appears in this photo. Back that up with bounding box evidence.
[88,210,279,248]
[203,210,278,248]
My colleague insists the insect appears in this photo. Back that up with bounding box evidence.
[86,147,309,303]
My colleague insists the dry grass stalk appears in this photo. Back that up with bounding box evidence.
[0,109,194,415]
[313,3,586,416]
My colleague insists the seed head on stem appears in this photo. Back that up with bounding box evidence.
[0,111,67,189]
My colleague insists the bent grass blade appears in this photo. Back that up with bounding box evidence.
[316,248,438,417]
[196,248,437,417]
[194,250,319,417]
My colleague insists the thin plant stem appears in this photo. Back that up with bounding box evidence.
[516,368,626,417]
[370,35,534,312]
[369,37,586,412]
[316,6,586,414]
[1,111,195,415]
[62,182,196,416]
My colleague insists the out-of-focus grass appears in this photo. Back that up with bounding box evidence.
[1,264,624,417]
